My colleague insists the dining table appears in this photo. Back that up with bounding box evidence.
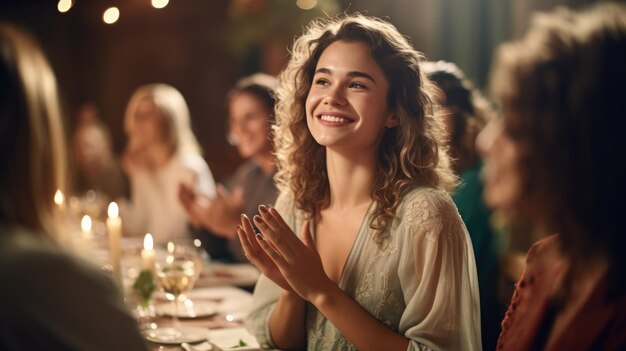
[138,263,276,351]
[83,234,276,351]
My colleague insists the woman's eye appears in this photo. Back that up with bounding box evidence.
[349,82,366,89]
[314,78,330,86]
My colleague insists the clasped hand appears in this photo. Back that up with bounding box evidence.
[237,205,333,302]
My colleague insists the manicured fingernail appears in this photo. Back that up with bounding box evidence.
[240,214,247,219]
[255,233,264,241]
[253,215,263,223]
[259,205,267,213]
[269,207,278,215]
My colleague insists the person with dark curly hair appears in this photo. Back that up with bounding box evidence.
[179,74,279,262]
[424,60,501,351]
[239,14,481,351]
[478,3,626,350]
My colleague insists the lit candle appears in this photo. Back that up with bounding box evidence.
[53,189,71,245]
[81,215,92,241]
[54,189,65,207]
[107,202,122,287]
[142,233,155,272]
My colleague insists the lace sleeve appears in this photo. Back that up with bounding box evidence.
[397,188,482,351]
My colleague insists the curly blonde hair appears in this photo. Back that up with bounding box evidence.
[273,14,457,244]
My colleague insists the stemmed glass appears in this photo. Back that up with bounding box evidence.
[145,245,206,344]
[158,254,197,329]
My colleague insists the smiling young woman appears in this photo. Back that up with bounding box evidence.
[239,14,481,351]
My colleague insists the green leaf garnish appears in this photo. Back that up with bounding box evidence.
[230,338,248,348]
[132,270,156,306]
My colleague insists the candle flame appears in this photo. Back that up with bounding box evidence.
[81,215,92,232]
[54,189,64,206]
[144,233,154,250]
[167,241,175,253]
[107,202,119,218]
[193,239,202,248]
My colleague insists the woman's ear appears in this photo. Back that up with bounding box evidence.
[385,114,399,128]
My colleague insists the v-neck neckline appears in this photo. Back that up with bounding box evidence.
[311,200,376,289]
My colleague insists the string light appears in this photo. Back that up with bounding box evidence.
[296,0,317,10]
[57,0,73,13]
[103,7,120,24]
[152,0,169,9]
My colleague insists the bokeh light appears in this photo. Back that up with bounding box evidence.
[152,0,169,9]
[57,0,72,13]
[103,7,120,24]
[296,0,317,10]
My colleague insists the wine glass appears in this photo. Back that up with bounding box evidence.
[149,251,201,343]
[166,239,206,282]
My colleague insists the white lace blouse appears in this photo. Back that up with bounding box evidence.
[245,186,482,351]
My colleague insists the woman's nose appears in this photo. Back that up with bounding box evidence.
[323,86,347,106]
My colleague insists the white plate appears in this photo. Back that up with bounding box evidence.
[144,326,208,344]
[209,327,260,350]
[157,300,218,318]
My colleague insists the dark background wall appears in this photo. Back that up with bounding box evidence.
[0,0,607,180]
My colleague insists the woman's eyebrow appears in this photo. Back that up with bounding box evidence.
[314,67,377,83]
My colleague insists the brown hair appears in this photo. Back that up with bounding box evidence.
[490,3,626,298]
[0,23,67,238]
[274,14,456,244]
[423,61,493,174]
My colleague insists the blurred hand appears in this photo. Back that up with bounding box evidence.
[121,141,148,176]
[178,183,243,239]
[178,183,202,228]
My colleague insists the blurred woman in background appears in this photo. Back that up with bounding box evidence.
[180,73,278,262]
[121,84,216,243]
[423,60,501,351]
[72,103,128,202]
[479,3,626,349]
[0,23,147,350]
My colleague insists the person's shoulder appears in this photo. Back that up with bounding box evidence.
[177,153,208,170]
[273,188,306,222]
[0,225,63,265]
[232,160,260,182]
[274,188,295,211]
[400,186,459,227]
[0,227,109,299]
[524,235,560,266]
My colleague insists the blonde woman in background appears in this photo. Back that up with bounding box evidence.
[121,84,216,243]
[0,23,147,350]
